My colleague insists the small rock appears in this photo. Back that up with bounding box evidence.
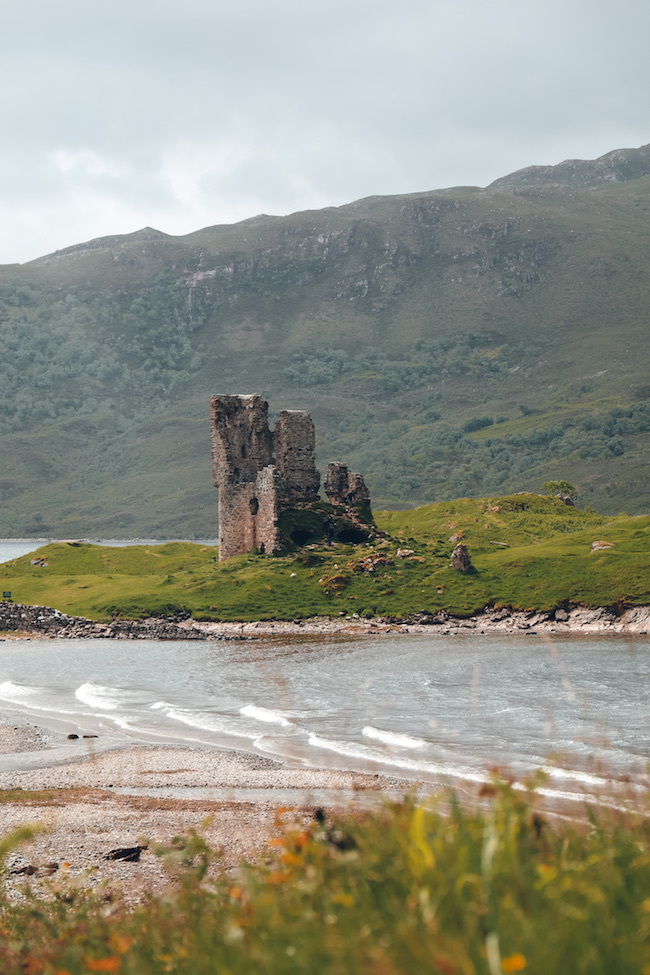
[103,845,148,863]
[11,864,37,876]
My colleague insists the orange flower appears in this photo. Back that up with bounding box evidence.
[502,953,527,972]
[433,958,456,975]
[86,957,121,972]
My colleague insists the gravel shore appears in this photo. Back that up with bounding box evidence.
[0,719,408,902]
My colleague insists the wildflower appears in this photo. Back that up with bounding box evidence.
[86,957,121,972]
[502,953,527,972]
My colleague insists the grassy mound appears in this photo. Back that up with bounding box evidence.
[1,784,649,973]
[1,494,648,621]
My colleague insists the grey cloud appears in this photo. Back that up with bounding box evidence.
[1,0,648,262]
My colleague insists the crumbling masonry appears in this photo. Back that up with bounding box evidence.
[211,394,372,560]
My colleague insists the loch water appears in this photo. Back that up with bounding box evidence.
[0,629,647,807]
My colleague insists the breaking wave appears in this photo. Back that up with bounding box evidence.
[362,725,427,749]
[0,681,38,704]
[240,704,294,727]
[75,682,121,710]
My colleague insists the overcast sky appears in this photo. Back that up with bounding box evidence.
[1,0,648,264]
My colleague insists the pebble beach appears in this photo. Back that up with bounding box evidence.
[0,715,406,902]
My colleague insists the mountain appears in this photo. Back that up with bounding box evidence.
[1,143,649,537]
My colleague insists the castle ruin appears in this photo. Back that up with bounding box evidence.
[211,394,372,560]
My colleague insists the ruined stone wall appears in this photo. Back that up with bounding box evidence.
[324,462,370,507]
[216,467,282,561]
[274,410,320,501]
[211,395,280,560]
[211,394,372,560]
[210,394,273,488]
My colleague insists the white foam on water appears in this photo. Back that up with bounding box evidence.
[107,715,139,731]
[362,725,427,749]
[0,681,38,704]
[542,765,612,789]
[240,704,294,727]
[307,733,490,784]
[75,682,121,710]
[154,702,260,740]
[0,681,77,716]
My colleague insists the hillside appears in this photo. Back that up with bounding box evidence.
[1,143,649,536]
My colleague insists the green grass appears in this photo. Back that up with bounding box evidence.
[1,494,648,621]
[1,783,649,973]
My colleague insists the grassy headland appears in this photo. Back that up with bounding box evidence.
[1,494,648,622]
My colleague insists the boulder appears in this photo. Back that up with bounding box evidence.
[450,544,472,572]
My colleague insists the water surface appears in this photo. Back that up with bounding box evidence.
[0,631,647,807]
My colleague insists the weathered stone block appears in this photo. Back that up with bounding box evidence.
[324,462,370,507]
[450,543,472,572]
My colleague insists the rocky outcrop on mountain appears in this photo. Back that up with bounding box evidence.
[488,143,650,190]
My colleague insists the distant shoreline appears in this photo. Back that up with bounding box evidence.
[1,601,649,639]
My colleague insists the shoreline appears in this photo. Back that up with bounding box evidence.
[1,716,647,902]
[2,704,648,900]
[189,603,650,637]
[0,718,415,900]
[1,601,649,639]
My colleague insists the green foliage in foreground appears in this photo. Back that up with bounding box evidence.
[1,495,649,621]
[1,784,649,974]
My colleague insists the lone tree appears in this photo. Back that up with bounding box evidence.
[542,479,578,505]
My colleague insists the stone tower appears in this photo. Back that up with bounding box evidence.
[210,395,320,560]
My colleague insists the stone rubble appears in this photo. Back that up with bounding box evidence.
[1,601,648,641]
[0,602,237,640]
